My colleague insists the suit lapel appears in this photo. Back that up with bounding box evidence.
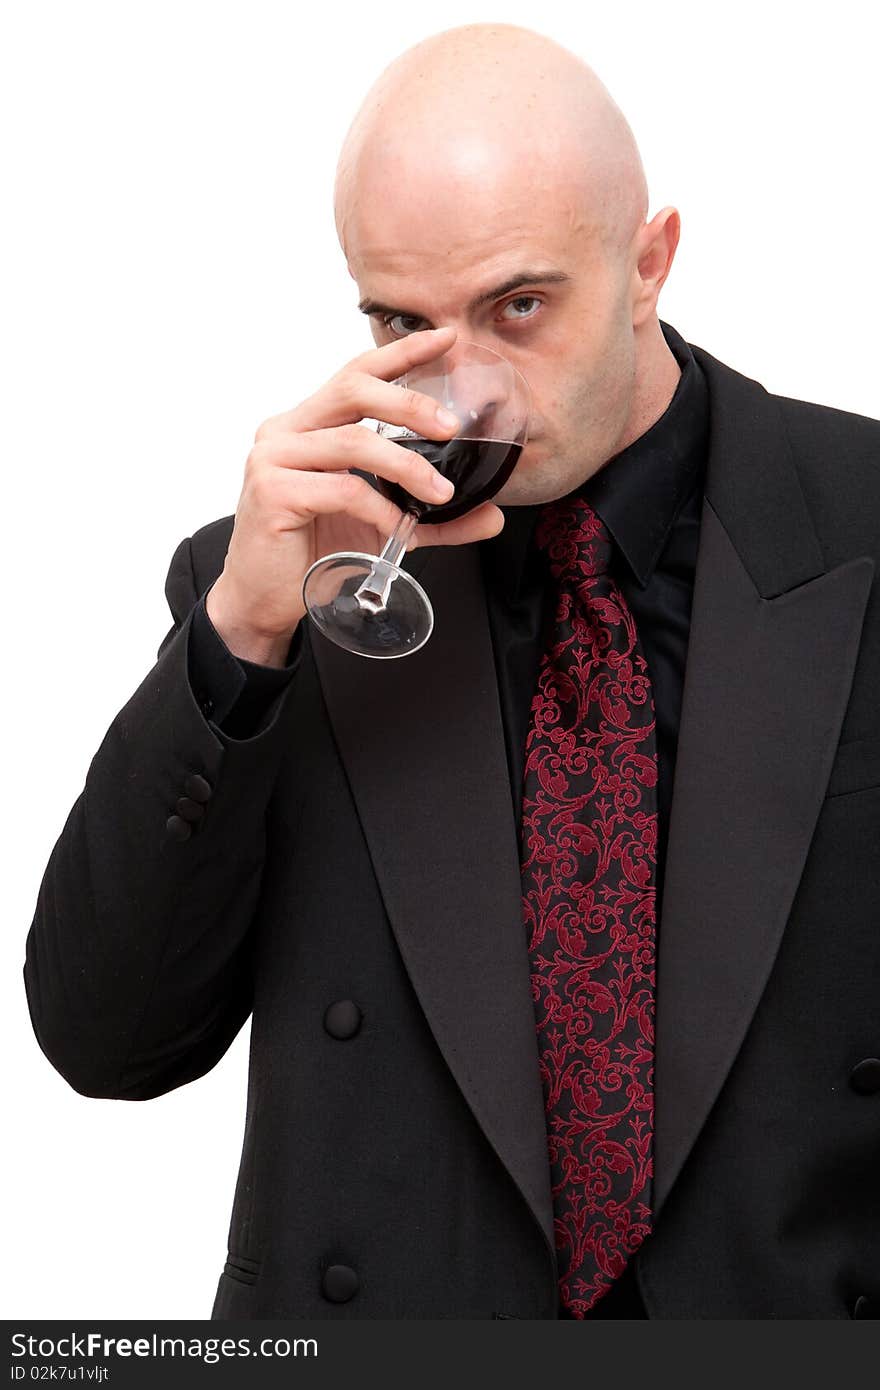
[310,544,556,1263]
[651,348,874,1216]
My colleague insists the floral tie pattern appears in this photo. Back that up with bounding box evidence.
[520,493,657,1316]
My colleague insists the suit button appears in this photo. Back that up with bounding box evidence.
[849,1058,880,1094]
[175,796,205,823]
[323,1000,363,1040]
[184,773,213,803]
[853,1296,878,1318]
[321,1264,359,1303]
[166,814,192,842]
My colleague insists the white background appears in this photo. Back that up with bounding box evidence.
[3,0,877,1319]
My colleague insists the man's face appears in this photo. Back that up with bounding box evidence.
[342,152,641,507]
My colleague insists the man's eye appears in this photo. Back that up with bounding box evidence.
[383,314,425,336]
[500,296,541,321]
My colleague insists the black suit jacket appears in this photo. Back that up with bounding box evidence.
[24,337,880,1318]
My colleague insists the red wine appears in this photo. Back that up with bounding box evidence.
[372,437,522,524]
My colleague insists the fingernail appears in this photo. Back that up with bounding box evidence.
[436,407,459,430]
[433,473,455,498]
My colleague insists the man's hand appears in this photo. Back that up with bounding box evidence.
[206,326,504,664]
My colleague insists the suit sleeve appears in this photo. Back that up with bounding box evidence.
[23,534,302,1101]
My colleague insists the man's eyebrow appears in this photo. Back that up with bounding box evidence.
[357,270,572,319]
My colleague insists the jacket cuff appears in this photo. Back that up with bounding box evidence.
[188,585,303,739]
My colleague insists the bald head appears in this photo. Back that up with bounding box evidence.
[332,24,681,511]
[334,24,648,269]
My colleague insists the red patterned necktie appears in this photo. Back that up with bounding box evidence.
[520,493,658,1316]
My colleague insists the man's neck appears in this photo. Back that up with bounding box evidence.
[615,322,683,456]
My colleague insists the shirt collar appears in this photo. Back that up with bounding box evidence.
[484,319,709,599]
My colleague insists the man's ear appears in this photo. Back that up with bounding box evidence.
[632,206,680,326]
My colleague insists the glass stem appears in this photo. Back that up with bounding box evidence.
[352,509,421,615]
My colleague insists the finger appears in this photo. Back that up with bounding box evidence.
[273,469,407,536]
[256,425,456,507]
[411,502,506,549]
[349,324,457,381]
[260,382,457,444]
[282,326,458,434]
[304,371,461,437]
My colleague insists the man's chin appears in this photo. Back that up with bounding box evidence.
[496,442,609,508]
[494,444,572,508]
[494,442,546,507]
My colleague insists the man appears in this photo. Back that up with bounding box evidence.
[24,23,880,1319]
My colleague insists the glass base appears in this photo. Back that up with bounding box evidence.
[302,551,434,659]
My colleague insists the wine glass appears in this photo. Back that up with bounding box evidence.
[301,340,530,659]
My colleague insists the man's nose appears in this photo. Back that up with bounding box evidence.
[436,350,511,436]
